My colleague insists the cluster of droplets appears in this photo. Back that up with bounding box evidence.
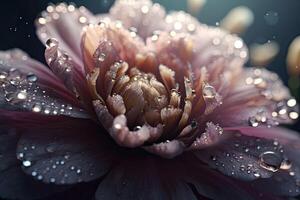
[0,67,79,116]
[17,144,94,184]
[37,3,92,40]
[248,109,278,128]
[245,68,298,127]
[209,136,299,182]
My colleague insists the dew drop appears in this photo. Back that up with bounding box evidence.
[259,151,283,172]
[280,159,292,170]
[0,72,8,80]
[32,104,42,112]
[50,177,56,183]
[98,53,106,62]
[46,38,59,48]
[202,84,216,99]
[17,90,27,100]
[26,73,38,82]
[22,160,32,167]
[133,126,142,131]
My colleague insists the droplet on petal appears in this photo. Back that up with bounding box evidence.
[202,84,216,99]
[46,38,59,48]
[259,151,283,172]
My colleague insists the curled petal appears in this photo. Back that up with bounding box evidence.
[109,0,166,39]
[110,115,163,148]
[36,3,99,69]
[210,68,298,127]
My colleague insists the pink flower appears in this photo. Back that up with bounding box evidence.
[0,0,299,199]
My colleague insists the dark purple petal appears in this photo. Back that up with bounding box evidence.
[16,118,114,185]
[96,153,281,200]
[0,128,66,200]
[194,131,285,181]
[0,49,87,118]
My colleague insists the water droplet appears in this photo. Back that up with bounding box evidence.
[31,171,37,176]
[133,126,142,131]
[46,38,59,48]
[259,151,283,172]
[98,53,106,62]
[50,177,56,183]
[17,90,27,100]
[234,40,243,49]
[287,99,297,107]
[32,104,42,112]
[78,16,87,24]
[289,112,299,120]
[280,159,292,170]
[23,160,32,167]
[202,84,216,99]
[0,72,8,80]
[26,73,38,82]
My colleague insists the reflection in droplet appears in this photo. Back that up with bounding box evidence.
[259,151,283,172]
[202,84,216,99]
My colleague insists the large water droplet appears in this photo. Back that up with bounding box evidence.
[259,151,283,172]
[46,38,59,48]
[202,84,216,99]
[26,73,38,82]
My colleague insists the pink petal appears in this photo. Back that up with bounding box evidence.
[81,22,145,74]
[109,0,166,39]
[208,68,298,127]
[36,3,99,72]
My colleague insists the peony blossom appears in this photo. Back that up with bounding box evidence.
[0,0,300,199]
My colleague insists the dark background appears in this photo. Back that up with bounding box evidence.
[0,0,299,131]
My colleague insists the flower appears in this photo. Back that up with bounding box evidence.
[0,0,299,199]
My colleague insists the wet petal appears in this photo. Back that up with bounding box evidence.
[81,22,145,74]
[0,128,66,200]
[45,39,95,115]
[194,130,286,181]
[210,68,297,127]
[36,3,99,69]
[109,0,166,39]
[97,155,274,200]
[0,49,86,118]
[16,118,114,185]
